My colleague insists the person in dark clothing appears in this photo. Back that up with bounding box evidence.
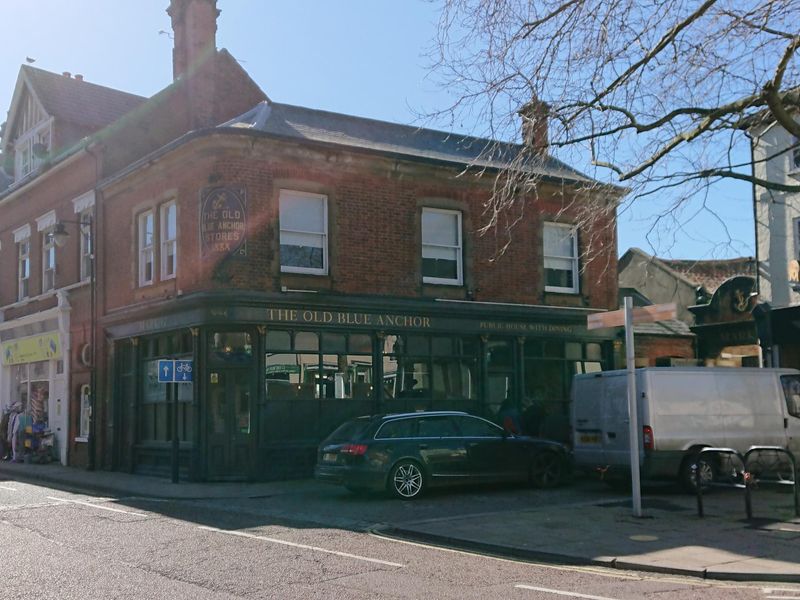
[497,398,522,435]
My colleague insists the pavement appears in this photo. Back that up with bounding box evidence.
[2,461,800,583]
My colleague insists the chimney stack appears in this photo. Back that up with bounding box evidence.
[167,0,219,81]
[518,98,549,156]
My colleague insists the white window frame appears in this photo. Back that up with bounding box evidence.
[791,135,800,173]
[79,210,93,282]
[77,384,90,441]
[42,228,56,292]
[279,190,328,275]
[421,207,463,286]
[17,237,31,301]
[138,210,155,286]
[160,201,177,280]
[543,222,579,294]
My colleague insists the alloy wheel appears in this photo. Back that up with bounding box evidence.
[391,462,423,499]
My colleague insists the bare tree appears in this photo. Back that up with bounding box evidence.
[428,0,800,256]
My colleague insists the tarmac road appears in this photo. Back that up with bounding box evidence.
[3,476,799,599]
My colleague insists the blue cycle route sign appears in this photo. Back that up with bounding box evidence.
[158,359,193,383]
[174,360,193,382]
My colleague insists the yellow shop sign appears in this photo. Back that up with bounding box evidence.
[1,333,62,366]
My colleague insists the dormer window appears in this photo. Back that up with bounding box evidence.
[11,92,52,180]
[15,122,51,179]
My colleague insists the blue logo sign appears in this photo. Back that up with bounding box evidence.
[158,359,193,383]
[158,360,175,383]
[175,360,193,382]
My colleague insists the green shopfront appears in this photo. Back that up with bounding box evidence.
[106,295,615,481]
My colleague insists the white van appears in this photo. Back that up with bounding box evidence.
[571,367,800,489]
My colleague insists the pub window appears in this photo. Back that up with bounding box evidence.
[279,190,328,275]
[383,334,478,413]
[543,222,579,294]
[138,210,154,286]
[263,331,374,443]
[209,331,253,364]
[422,207,463,285]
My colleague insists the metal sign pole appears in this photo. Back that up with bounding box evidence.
[624,297,643,517]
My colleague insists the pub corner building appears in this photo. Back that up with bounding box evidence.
[0,0,626,481]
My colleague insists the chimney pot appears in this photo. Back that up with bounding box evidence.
[62,71,71,78]
[519,98,550,156]
[74,74,84,82]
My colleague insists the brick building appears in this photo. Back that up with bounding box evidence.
[1,0,623,480]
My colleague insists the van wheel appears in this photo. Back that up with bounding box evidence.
[680,454,716,493]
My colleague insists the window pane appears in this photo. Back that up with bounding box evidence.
[376,418,417,439]
[422,256,458,280]
[209,332,253,363]
[457,416,503,437]
[280,193,325,232]
[281,232,324,269]
[422,210,458,246]
[544,224,574,257]
[265,330,292,351]
[295,331,319,352]
[417,416,459,437]
[586,343,602,361]
[545,267,574,289]
[349,334,372,354]
[321,333,346,353]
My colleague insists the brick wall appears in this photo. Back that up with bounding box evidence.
[102,133,619,311]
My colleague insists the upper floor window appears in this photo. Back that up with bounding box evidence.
[11,89,51,180]
[421,208,463,285]
[791,136,800,173]
[138,210,154,286]
[543,222,579,294]
[160,201,177,280]
[79,211,93,281]
[17,236,30,301]
[42,229,56,292]
[279,190,328,275]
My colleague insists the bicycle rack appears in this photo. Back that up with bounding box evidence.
[693,446,799,519]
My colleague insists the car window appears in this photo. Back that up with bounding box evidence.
[375,418,417,439]
[417,416,460,438]
[326,417,372,442]
[457,416,504,438]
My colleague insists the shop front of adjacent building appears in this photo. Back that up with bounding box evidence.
[105,292,614,481]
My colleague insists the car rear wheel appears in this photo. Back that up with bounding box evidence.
[389,460,425,499]
[529,451,563,488]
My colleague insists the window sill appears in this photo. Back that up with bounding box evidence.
[74,437,88,443]
[545,288,580,295]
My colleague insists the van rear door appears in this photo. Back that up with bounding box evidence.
[599,372,632,468]
[572,374,606,468]
[780,374,800,460]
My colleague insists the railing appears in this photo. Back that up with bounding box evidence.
[693,446,799,519]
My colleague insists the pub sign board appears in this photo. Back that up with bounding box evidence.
[200,186,247,258]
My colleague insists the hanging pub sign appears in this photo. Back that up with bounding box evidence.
[200,186,247,258]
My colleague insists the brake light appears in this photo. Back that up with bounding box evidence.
[341,444,369,456]
[642,426,654,450]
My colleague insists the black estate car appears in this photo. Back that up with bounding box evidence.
[314,411,570,499]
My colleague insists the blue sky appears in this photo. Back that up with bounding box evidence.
[0,1,755,260]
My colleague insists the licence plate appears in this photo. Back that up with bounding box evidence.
[323,452,337,463]
[579,432,601,445]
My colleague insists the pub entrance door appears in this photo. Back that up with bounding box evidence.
[207,368,255,480]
